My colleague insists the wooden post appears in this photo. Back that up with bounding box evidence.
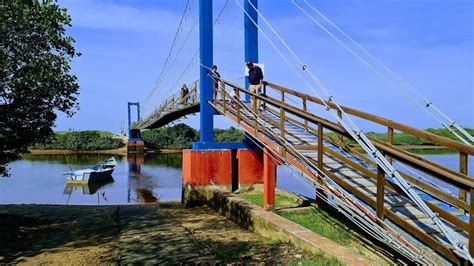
[253,93,258,136]
[303,99,308,130]
[280,106,285,156]
[222,85,226,114]
[213,84,217,102]
[318,123,323,170]
[387,127,394,164]
[470,187,474,259]
[263,83,267,110]
[337,110,343,143]
[460,152,468,211]
[376,165,385,220]
[263,148,276,210]
[237,101,241,124]
[316,123,325,207]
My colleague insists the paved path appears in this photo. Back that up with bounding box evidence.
[0,203,320,264]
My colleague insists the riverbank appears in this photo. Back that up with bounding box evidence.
[27,144,456,157]
[29,147,128,155]
[27,148,184,156]
[0,203,334,264]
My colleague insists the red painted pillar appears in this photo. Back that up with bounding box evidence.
[263,148,276,210]
[237,149,263,185]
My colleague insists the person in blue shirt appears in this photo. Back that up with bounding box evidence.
[246,61,263,109]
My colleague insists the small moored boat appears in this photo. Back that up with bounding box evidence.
[63,157,117,183]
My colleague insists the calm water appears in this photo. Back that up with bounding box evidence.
[0,154,183,205]
[0,153,472,205]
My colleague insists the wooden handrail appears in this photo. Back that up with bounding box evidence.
[220,79,474,189]
[211,84,471,263]
[265,82,474,155]
[210,94,464,263]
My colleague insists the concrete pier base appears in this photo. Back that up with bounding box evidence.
[182,148,266,189]
[182,149,233,186]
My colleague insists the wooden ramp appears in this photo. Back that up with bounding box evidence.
[210,79,474,264]
[137,77,474,264]
[137,81,199,129]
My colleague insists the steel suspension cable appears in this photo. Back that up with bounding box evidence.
[143,0,192,109]
[209,75,430,263]
[296,0,473,145]
[141,0,230,121]
[239,0,472,261]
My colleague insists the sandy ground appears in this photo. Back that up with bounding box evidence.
[0,203,321,264]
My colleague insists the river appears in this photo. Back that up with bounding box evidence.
[0,152,472,205]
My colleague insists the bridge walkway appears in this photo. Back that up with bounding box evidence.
[137,81,199,129]
[208,79,474,264]
[136,76,474,263]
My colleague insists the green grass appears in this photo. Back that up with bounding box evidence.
[278,209,352,245]
[290,257,343,266]
[238,192,300,209]
[237,192,352,245]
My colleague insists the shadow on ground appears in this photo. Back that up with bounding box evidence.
[0,203,321,264]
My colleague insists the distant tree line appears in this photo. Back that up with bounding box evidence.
[142,123,245,150]
[327,128,474,146]
[33,131,124,150]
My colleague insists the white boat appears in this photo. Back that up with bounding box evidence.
[63,157,117,183]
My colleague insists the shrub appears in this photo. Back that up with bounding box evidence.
[33,131,124,150]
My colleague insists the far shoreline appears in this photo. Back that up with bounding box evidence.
[27,148,183,156]
[25,145,457,156]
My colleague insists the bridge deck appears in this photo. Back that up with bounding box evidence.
[138,78,473,263]
[208,79,474,264]
[218,102,468,249]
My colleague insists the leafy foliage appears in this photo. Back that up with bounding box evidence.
[33,131,124,150]
[142,124,199,150]
[0,0,80,175]
[142,124,245,149]
[214,127,245,142]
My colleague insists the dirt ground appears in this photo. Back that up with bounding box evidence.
[0,203,326,264]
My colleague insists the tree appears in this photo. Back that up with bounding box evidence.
[0,0,80,176]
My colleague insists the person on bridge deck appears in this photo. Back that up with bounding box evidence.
[181,84,189,105]
[212,65,221,92]
[246,61,264,110]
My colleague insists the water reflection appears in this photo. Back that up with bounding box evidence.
[127,154,159,204]
[63,178,115,195]
[1,153,183,205]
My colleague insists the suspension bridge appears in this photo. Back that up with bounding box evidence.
[128,0,474,264]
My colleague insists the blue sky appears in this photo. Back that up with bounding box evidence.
[55,0,473,133]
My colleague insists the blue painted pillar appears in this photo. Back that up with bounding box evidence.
[199,0,214,143]
[127,102,132,129]
[137,102,141,121]
[244,0,258,103]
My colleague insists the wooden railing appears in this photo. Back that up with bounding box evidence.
[212,79,473,263]
[137,81,199,129]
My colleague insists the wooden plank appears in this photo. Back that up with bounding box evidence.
[470,187,474,258]
[387,127,394,164]
[377,165,385,220]
[317,123,323,170]
[459,152,468,208]
[302,98,308,130]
